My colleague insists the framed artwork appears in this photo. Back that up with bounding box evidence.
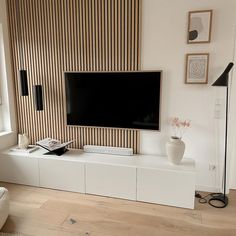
[187,10,213,44]
[185,53,209,84]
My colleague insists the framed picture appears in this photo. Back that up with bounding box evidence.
[187,10,213,44]
[185,53,209,84]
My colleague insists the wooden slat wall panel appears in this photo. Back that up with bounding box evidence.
[7,0,141,154]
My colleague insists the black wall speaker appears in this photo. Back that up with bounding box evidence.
[33,85,43,111]
[19,70,28,96]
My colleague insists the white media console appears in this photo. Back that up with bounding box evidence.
[0,147,196,209]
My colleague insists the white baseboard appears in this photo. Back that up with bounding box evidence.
[196,185,221,193]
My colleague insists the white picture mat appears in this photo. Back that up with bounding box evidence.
[186,54,208,83]
[188,10,212,43]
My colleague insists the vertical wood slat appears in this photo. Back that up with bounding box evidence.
[7,0,141,154]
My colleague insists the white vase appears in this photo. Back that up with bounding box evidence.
[166,136,185,165]
[18,134,30,149]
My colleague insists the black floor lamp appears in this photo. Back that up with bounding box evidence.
[209,62,234,208]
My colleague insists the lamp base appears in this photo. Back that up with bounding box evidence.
[208,193,228,208]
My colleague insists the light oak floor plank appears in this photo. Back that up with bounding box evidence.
[0,182,236,236]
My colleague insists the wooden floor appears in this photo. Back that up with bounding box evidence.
[0,183,236,236]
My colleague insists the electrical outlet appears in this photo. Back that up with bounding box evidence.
[215,98,223,105]
[214,98,225,119]
[214,110,221,119]
[209,164,216,171]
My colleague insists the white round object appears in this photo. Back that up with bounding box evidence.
[0,187,9,229]
[166,137,185,165]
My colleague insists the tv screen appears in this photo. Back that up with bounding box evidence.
[65,71,161,130]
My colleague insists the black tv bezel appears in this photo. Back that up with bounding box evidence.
[64,70,162,131]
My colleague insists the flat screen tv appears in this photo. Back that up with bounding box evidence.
[64,71,161,130]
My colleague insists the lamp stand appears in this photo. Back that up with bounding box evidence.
[209,86,229,208]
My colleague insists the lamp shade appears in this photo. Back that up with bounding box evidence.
[33,85,43,111]
[212,62,234,87]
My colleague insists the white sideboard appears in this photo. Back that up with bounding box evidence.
[0,147,196,209]
[0,154,39,186]
[86,163,137,200]
[39,158,85,193]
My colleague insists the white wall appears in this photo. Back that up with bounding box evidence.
[1,0,236,192]
[229,28,236,189]
[0,0,17,149]
[141,0,236,192]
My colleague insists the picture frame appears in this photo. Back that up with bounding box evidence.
[185,53,209,84]
[187,10,213,44]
